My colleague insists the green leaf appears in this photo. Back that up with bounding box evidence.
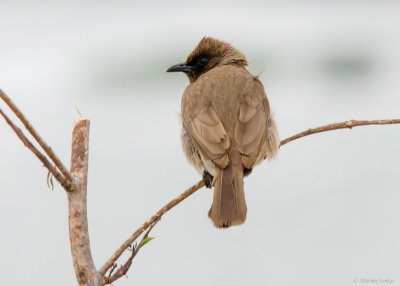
[46,172,54,191]
[46,172,50,188]
[138,237,155,249]
[49,176,54,191]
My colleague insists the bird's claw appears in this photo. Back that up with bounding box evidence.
[243,167,252,177]
[202,171,213,188]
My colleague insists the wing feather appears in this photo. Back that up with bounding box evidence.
[187,107,230,168]
[234,79,269,168]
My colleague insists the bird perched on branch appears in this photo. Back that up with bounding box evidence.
[167,37,279,228]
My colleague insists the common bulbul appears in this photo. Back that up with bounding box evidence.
[167,37,279,228]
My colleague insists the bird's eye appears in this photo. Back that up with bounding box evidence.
[197,56,208,66]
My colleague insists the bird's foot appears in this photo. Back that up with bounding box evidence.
[243,168,252,177]
[202,171,213,188]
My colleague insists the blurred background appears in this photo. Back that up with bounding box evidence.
[1,1,399,285]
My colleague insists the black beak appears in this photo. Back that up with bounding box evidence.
[166,62,195,73]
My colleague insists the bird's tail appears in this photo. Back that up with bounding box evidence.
[208,151,247,228]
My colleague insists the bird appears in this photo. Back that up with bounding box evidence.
[167,37,279,228]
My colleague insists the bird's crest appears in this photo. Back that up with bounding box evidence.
[186,37,248,68]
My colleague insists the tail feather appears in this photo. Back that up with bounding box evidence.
[208,153,247,228]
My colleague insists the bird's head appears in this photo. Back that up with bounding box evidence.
[167,37,248,82]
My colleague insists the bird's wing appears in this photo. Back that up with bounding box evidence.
[234,78,269,168]
[187,106,230,168]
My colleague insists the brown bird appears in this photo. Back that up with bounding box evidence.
[167,37,279,228]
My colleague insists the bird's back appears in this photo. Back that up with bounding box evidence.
[182,64,269,141]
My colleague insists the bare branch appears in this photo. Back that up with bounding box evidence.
[99,117,400,280]
[280,119,400,147]
[2,89,399,285]
[0,108,72,190]
[68,119,102,286]
[104,221,159,285]
[0,89,74,186]
[99,180,205,276]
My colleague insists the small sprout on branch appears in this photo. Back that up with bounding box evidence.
[137,237,155,250]
[74,106,84,119]
[107,263,118,278]
[46,171,54,191]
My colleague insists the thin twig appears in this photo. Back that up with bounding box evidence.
[107,263,118,278]
[0,108,72,190]
[75,106,84,119]
[0,89,74,187]
[99,180,205,276]
[280,119,400,147]
[104,220,159,285]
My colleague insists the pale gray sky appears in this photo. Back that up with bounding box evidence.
[1,1,399,285]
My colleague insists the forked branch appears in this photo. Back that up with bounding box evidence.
[99,180,205,277]
[0,89,74,191]
[104,221,159,284]
[0,108,71,190]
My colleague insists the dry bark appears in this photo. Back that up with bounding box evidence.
[68,119,102,286]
